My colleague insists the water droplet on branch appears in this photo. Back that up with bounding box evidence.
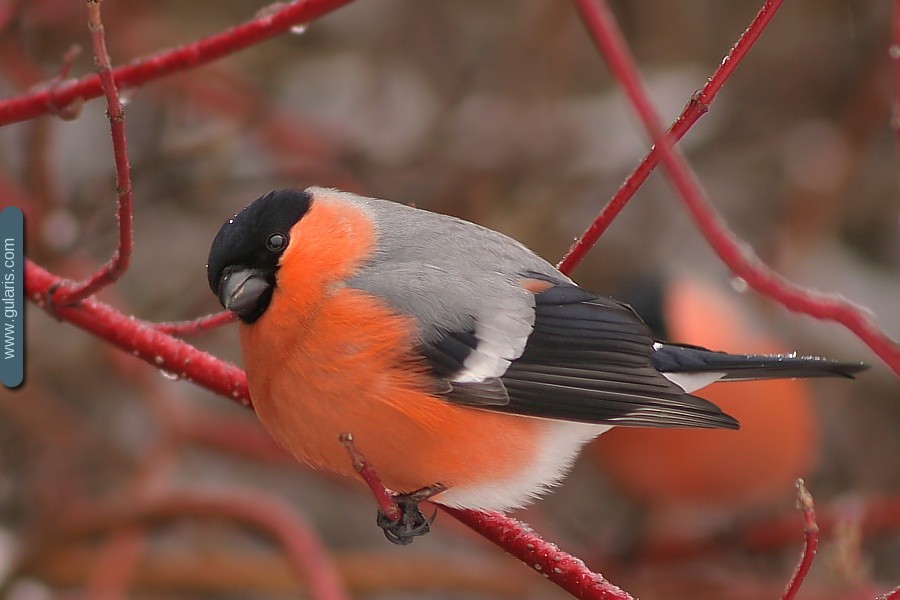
[730,277,748,293]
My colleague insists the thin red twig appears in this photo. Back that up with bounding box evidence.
[0,0,355,126]
[340,434,402,522]
[50,0,133,306]
[25,260,251,407]
[154,311,237,336]
[59,490,348,600]
[47,45,86,121]
[557,0,785,274]
[572,0,900,375]
[56,44,83,82]
[781,479,819,600]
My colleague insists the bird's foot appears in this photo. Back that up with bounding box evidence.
[377,483,446,545]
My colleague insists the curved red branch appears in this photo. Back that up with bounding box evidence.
[0,0,355,126]
[59,489,348,600]
[154,311,237,337]
[340,433,402,522]
[572,0,900,375]
[52,0,133,305]
[781,480,819,600]
[558,0,785,274]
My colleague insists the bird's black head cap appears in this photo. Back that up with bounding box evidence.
[207,189,312,322]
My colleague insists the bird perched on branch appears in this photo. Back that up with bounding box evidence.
[207,187,865,544]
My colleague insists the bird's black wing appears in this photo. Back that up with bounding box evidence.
[423,282,739,430]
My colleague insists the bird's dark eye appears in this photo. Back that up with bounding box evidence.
[266,233,287,252]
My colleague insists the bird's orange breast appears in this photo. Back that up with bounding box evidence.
[239,195,540,495]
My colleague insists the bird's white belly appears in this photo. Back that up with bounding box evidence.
[434,420,611,511]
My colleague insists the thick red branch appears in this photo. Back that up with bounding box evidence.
[781,479,819,600]
[441,507,634,600]
[0,0,355,126]
[51,0,133,305]
[558,0,785,274]
[572,0,900,375]
[25,260,251,406]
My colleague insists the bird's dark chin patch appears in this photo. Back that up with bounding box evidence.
[237,286,274,324]
[217,266,276,324]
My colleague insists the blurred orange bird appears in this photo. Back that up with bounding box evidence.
[591,275,821,521]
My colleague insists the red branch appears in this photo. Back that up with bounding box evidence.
[880,586,900,600]
[781,479,819,600]
[442,507,634,600]
[572,0,900,375]
[339,434,401,522]
[0,0,354,126]
[48,45,85,121]
[59,490,348,600]
[25,260,251,407]
[557,0,785,274]
[154,311,237,337]
[51,0,133,306]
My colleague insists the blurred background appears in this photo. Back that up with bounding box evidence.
[1,0,898,598]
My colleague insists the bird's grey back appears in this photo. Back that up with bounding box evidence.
[310,187,568,342]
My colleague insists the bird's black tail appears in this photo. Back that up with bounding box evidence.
[650,342,868,381]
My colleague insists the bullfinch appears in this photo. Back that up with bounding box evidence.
[591,275,820,529]
[207,187,865,544]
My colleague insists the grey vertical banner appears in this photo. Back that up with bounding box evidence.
[0,206,23,388]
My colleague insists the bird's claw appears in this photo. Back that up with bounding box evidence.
[376,484,445,545]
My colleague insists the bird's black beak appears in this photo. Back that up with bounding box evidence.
[217,266,271,319]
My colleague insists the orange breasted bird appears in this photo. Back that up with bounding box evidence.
[591,275,821,528]
[207,187,865,544]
